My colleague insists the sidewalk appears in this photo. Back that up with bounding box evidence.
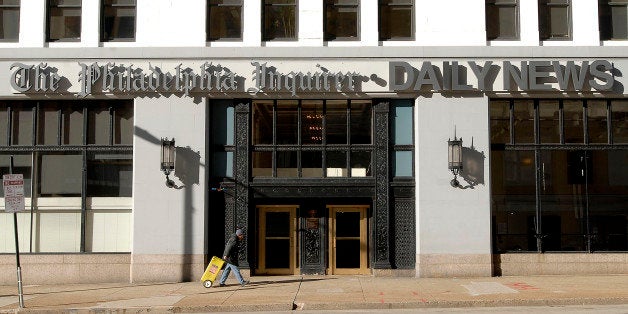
[1,274,628,313]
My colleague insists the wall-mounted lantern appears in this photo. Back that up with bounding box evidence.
[447,135,463,188]
[161,138,176,188]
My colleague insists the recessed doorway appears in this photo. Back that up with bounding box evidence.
[257,205,298,275]
[327,205,369,275]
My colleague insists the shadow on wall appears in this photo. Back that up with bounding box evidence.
[175,146,200,187]
[458,137,485,189]
[134,126,204,282]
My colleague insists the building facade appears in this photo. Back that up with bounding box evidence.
[0,0,627,284]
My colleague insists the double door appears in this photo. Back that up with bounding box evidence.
[256,205,368,275]
[536,150,628,251]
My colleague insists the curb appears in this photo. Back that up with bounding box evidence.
[4,298,628,313]
[298,297,628,311]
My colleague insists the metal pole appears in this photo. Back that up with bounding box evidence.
[9,156,25,308]
[13,214,24,308]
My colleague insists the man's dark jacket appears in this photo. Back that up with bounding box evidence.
[222,233,240,266]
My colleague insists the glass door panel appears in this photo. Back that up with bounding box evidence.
[492,150,538,252]
[539,150,587,251]
[588,150,628,251]
[335,211,361,268]
[265,211,290,268]
[257,206,297,275]
[328,206,368,274]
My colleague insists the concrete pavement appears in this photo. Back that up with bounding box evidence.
[1,274,628,313]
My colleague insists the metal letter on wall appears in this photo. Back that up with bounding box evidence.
[234,99,251,268]
[373,100,391,269]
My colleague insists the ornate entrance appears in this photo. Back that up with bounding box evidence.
[208,98,417,275]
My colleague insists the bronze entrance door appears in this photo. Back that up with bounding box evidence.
[327,205,369,275]
[256,205,298,275]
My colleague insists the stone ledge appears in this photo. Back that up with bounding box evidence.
[0,253,130,284]
[416,254,492,278]
[495,253,628,276]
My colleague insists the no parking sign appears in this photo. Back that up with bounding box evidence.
[3,174,25,213]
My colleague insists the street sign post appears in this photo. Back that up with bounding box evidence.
[3,168,25,308]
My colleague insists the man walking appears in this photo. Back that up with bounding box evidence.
[219,228,249,287]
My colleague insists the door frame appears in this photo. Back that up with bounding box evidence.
[256,205,298,275]
[327,205,369,275]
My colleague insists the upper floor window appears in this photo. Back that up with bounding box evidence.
[324,0,359,41]
[0,0,20,42]
[599,0,628,40]
[486,0,519,40]
[101,0,136,42]
[263,0,296,41]
[47,0,81,42]
[207,0,243,41]
[538,0,571,40]
[379,0,413,41]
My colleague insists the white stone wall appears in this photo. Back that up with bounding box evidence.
[4,0,626,48]
[131,95,207,282]
[414,0,486,46]
[133,96,207,254]
[415,95,492,277]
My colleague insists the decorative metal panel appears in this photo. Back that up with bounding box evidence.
[301,217,325,274]
[373,100,391,269]
[252,185,375,198]
[393,198,415,269]
[234,100,250,267]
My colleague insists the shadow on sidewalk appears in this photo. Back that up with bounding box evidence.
[17,282,183,296]
[211,277,333,290]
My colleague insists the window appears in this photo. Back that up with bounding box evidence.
[0,0,20,42]
[252,100,372,178]
[491,99,628,253]
[101,0,136,42]
[391,99,414,177]
[325,0,359,41]
[210,100,235,178]
[263,0,297,41]
[599,0,628,40]
[207,0,243,41]
[47,0,82,42]
[538,0,571,40]
[0,100,133,253]
[486,0,519,40]
[378,0,413,41]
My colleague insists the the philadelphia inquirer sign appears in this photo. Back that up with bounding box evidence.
[8,59,618,97]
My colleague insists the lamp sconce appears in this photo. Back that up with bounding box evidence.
[160,138,176,188]
[447,135,463,188]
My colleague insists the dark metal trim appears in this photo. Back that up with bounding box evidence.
[373,99,391,269]
[0,146,133,152]
[504,144,628,150]
[234,99,251,268]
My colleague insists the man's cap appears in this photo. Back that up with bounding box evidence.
[236,229,243,236]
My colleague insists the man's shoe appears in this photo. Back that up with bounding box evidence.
[240,280,249,287]
[219,283,225,287]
